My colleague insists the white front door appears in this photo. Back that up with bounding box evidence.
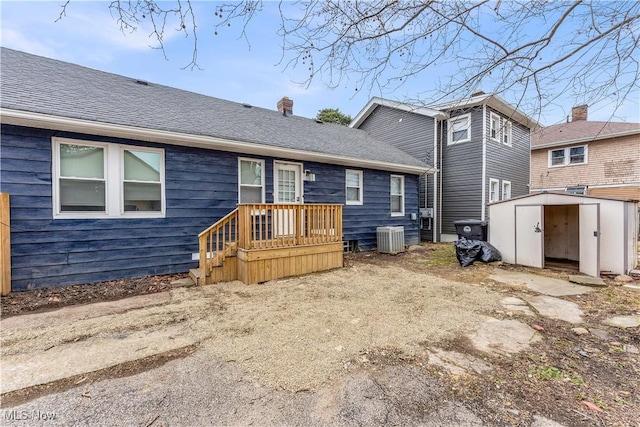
[579,204,600,277]
[274,162,303,204]
[515,205,544,268]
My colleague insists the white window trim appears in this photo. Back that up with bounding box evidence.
[238,157,266,204]
[447,113,471,145]
[565,186,586,195]
[548,145,588,167]
[53,137,165,219]
[489,178,500,203]
[502,120,512,146]
[390,174,405,216]
[501,180,512,200]
[345,169,363,205]
[489,112,501,142]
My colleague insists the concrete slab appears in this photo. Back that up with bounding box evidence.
[0,292,172,332]
[0,324,197,394]
[468,318,541,356]
[602,315,640,329]
[500,297,535,316]
[524,295,584,324]
[568,275,606,287]
[490,270,594,296]
[428,348,493,375]
[623,284,640,293]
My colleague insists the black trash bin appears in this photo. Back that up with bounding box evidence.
[453,219,488,241]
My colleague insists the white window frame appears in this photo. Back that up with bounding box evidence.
[390,175,405,216]
[53,137,165,219]
[548,145,588,167]
[238,157,265,204]
[489,178,500,203]
[565,186,586,195]
[502,120,512,146]
[489,112,501,142]
[345,169,363,205]
[447,113,471,145]
[501,180,512,200]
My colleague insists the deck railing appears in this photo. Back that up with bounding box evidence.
[198,204,343,280]
[237,204,343,250]
[198,208,238,276]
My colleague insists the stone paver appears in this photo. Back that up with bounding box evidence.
[490,271,594,296]
[428,348,493,375]
[602,315,640,328]
[468,318,541,356]
[524,295,584,324]
[500,297,535,316]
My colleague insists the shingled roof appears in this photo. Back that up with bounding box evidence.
[531,120,640,149]
[0,48,431,174]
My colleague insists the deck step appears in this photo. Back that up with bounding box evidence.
[189,268,202,285]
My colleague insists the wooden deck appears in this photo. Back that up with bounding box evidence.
[192,204,343,285]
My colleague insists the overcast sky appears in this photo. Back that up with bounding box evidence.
[2,1,638,125]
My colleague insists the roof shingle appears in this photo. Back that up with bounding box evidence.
[0,48,430,171]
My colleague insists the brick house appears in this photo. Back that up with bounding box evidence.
[530,105,640,200]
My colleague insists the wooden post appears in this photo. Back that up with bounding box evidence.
[1,193,11,296]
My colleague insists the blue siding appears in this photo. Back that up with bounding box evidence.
[301,161,420,250]
[1,124,420,290]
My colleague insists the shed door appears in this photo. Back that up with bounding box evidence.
[515,205,543,268]
[579,204,600,277]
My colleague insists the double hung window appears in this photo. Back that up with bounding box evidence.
[390,175,405,215]
[448,114,471,145]
[345,170,363,205]
[239,158,265,203]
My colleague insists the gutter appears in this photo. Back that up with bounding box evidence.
[1,108,434,175]
[531,129,640,150]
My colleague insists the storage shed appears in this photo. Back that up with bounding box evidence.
[488,192,638,277]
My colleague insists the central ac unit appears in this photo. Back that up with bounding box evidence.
[376,226,405,254]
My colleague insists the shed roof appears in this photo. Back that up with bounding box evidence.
[0,48,432,174]
[488,191,639,205]
[531,120,640,149]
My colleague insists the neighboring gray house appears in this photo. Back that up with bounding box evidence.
[351,93,540,242]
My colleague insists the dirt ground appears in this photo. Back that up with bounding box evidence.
[1,243,639,426]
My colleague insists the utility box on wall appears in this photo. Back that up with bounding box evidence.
[376,226,405,254]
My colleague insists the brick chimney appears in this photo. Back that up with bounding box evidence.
[571,104,588,121]
[277,96,293,116]
[471,89,485,97]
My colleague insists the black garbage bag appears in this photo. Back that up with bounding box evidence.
[478,240,502,263]
[454,237,502,267]
[454,237,483,267]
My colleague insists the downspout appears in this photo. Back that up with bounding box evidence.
[481,104,487,221]
[439,119,444,239]
[433,118,438,242]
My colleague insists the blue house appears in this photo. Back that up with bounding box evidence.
[0,48,432,291]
